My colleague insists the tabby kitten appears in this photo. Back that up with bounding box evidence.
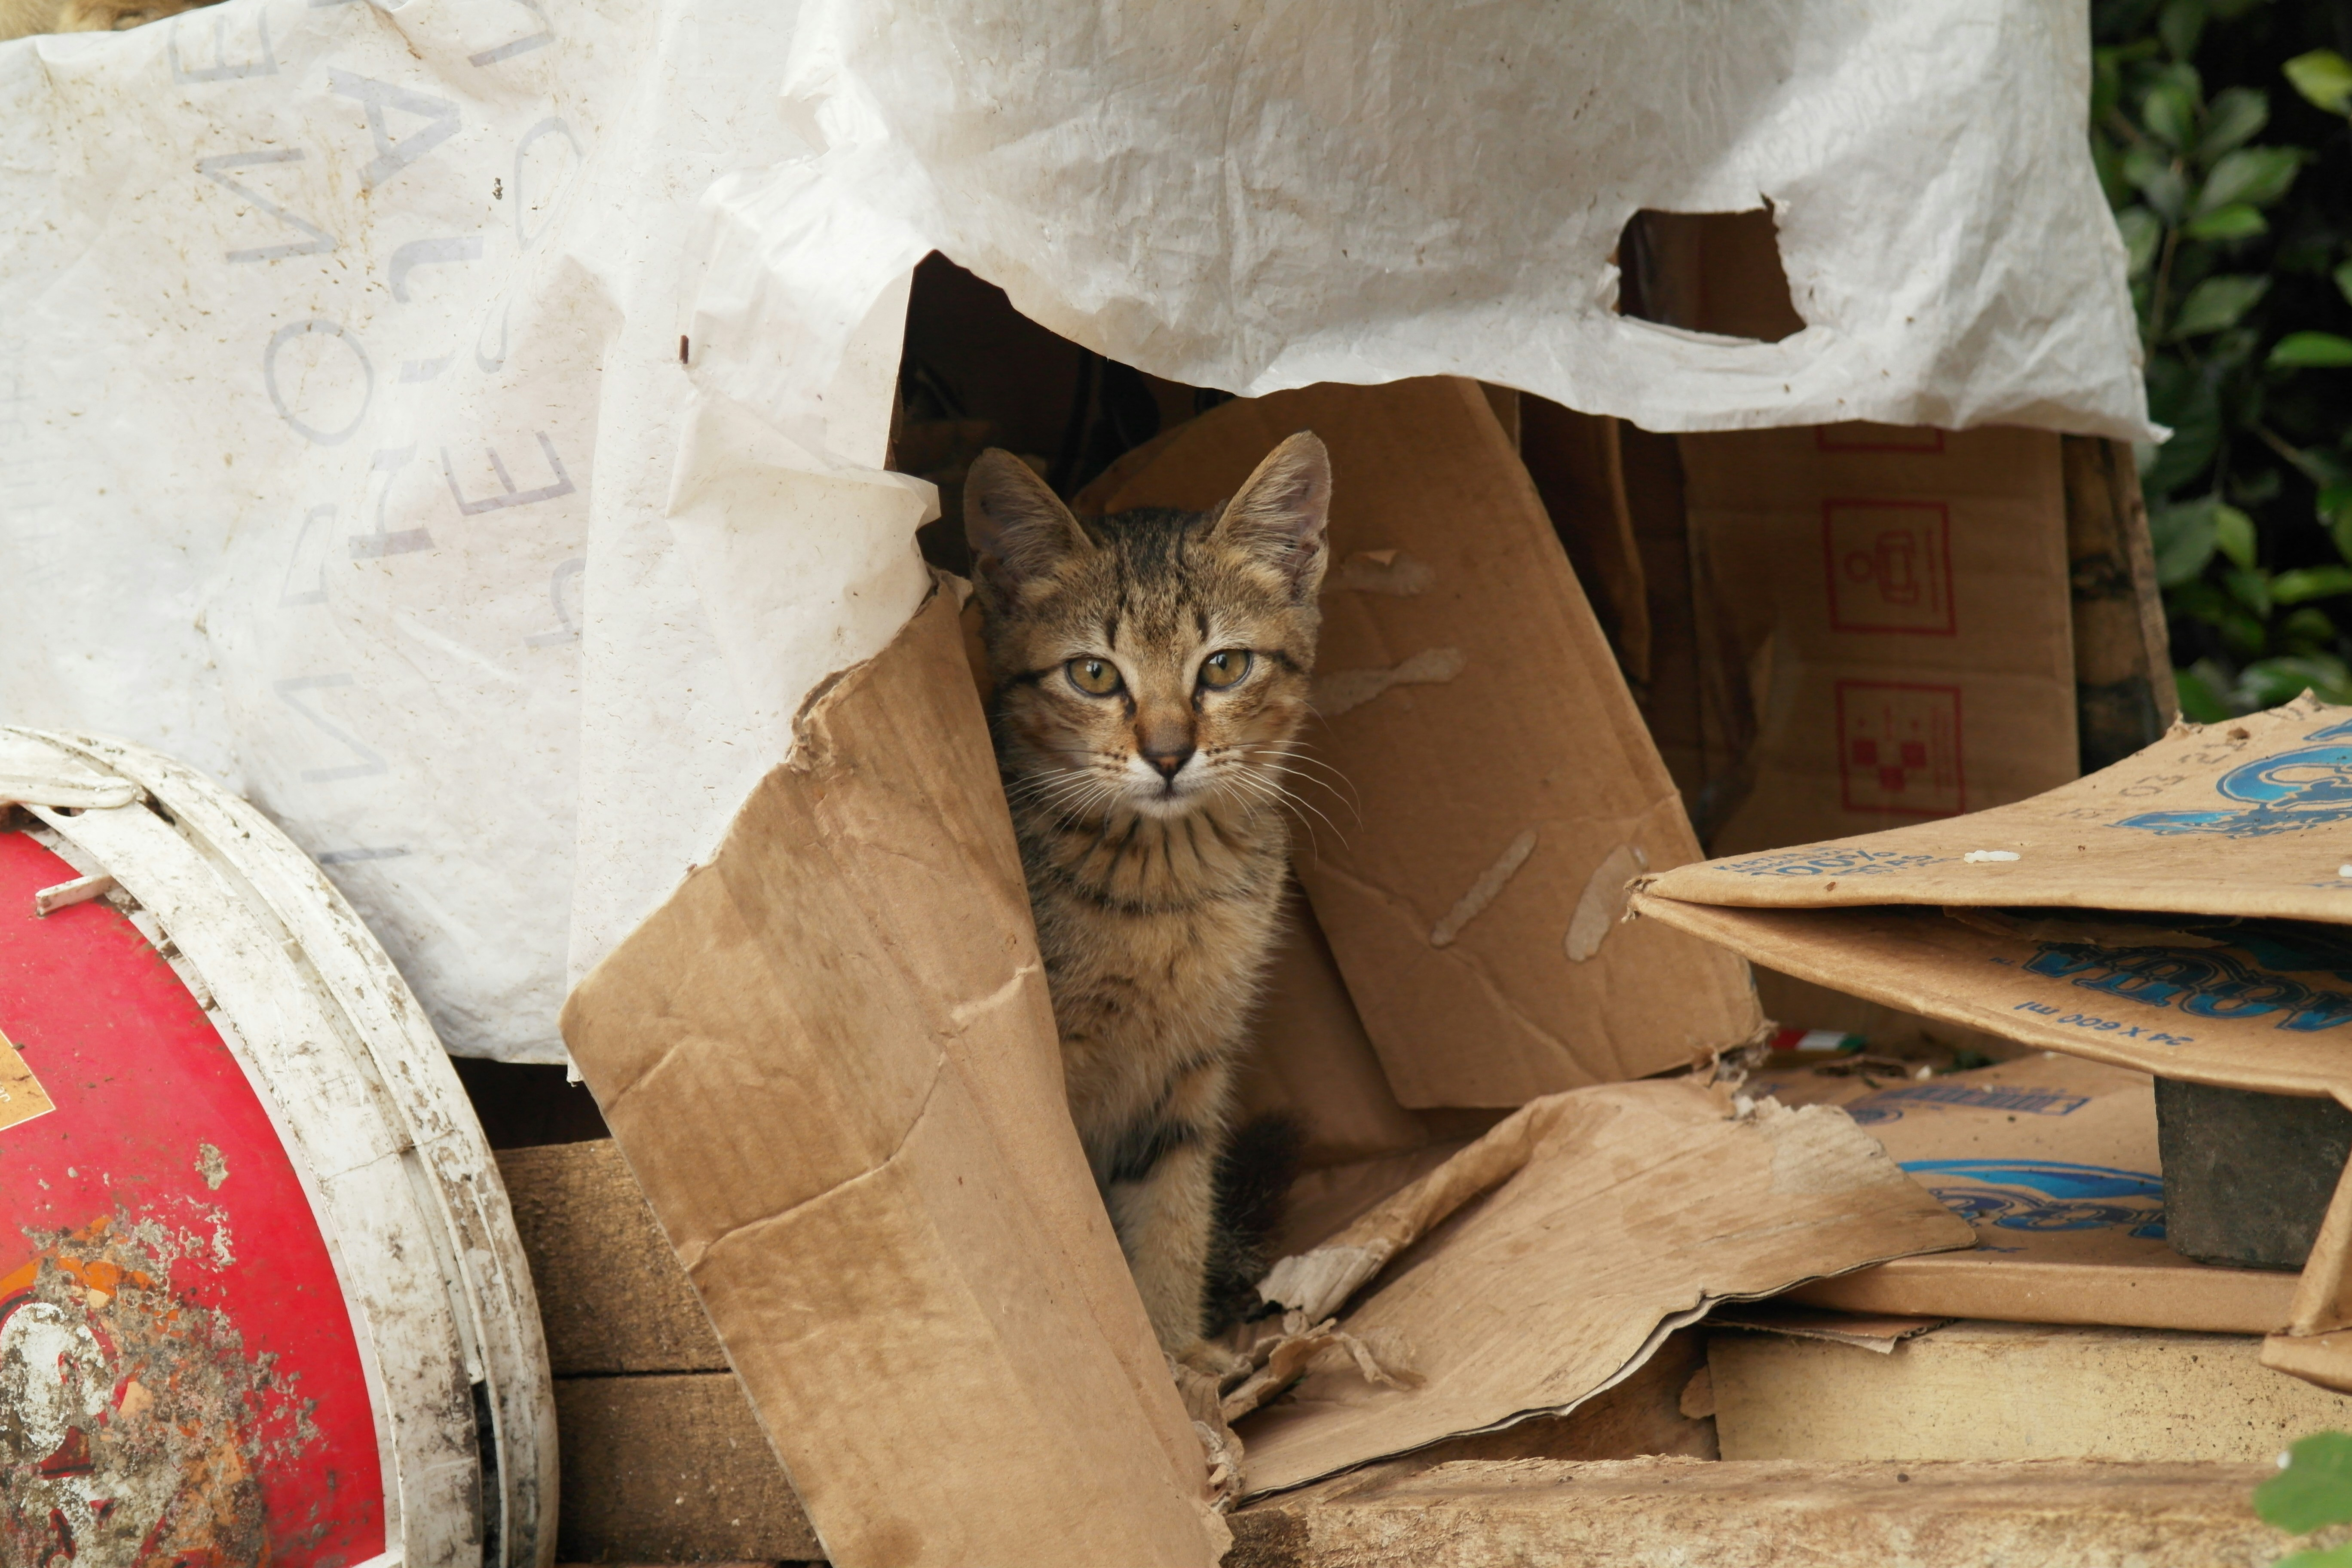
[965,433,1331,1377]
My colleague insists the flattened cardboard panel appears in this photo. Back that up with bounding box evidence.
[1757,1055,2296,1332]
[560,589,1219,1568]
[1099,377,1760,1106]
[1678,424,2079,857]
[1235,1079,1973,1494]
[1640,697,2352,929]
[1633,899,2352,1099]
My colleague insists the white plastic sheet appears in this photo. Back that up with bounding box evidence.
[0,0,2148,1060]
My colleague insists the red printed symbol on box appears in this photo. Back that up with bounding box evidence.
[1822,500,1954,635]
[1838,681,1965,817]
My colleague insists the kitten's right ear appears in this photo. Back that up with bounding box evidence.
[964,449,1091,595]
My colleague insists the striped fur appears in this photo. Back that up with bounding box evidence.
[966,433,1330,1375]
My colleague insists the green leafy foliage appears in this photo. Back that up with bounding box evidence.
[2095,0,2352,717]
[2275,1546,2352,1568]
[2272,331,2352,366]
[2260,1432,2352,1534]
[2285,49,2352,115]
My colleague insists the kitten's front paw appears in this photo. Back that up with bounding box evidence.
[1173,1337,1250,1385]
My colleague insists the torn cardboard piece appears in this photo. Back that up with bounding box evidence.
[1758,1054,2296,1333]
[560,587,1222,1568]
[1227,1078,1974,1496]
[1095,377,1761,1106]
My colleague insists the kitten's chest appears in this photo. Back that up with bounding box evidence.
[1026,847,1283,1043]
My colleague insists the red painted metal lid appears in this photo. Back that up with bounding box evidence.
[1,830,386,1566]
[1,729,552,1568]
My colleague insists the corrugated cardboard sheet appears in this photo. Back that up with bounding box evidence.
[560,587,1225,1568]
[1095,377,1761,1106]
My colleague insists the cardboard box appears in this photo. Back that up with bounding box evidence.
[1750,1054,2296,1332]
[1631,695,2352,1395]
[1561,211,2175,1050]
[1091,377,1761,1106]
[1678,424,2080,859]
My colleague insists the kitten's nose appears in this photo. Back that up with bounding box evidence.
[1143,744,1194,781]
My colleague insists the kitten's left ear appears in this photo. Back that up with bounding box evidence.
[965,447,1093,597]
[1215,431,1331,600]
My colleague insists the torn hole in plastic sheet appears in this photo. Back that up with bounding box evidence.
[1616,208,1806,346]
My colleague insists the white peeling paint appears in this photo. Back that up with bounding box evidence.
[1327,549,1434,597]
[1314,647,1467,720]
[1430,828,1538,948]
[1564,842,1651,962]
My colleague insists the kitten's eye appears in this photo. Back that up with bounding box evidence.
[1198,649,1252,689]
[1066,657,1122,696]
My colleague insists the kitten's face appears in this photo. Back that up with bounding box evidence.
[967,435,1331,823]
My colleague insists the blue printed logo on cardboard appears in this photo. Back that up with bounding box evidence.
[2115,717,2352,837]
[1716,845,1945,878]
[2023,921,2352,1035]
[1844,1081,2092,1126]
[1901,1158,2166,1239]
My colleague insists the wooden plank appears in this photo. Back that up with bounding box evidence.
[497,1139,728,1375]
[1228,1456,2294,1568]
[1710,1320,2352,1464]
[554,1374,822,1564]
